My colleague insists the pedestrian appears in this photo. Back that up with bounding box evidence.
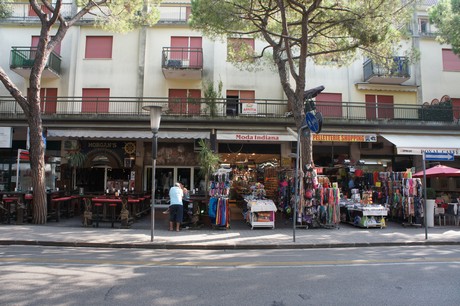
[168,182,184,231]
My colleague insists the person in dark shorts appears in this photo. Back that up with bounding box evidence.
[168,182,184,231]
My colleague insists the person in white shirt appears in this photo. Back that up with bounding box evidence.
[168,182,184,231]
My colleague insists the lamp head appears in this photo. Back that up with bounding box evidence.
[142,105,163,133]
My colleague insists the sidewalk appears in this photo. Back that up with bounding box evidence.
[1,217,460,249]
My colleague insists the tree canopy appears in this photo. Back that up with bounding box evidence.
[429,0,460,55]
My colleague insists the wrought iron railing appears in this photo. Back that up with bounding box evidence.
[363,57,410,81]
[0,96,458,123]
[10,47,61,75]
[162,47,203,69]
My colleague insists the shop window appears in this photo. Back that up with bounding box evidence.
[82,88,110,113]
[316,93,342,118]
[227,37,254,62]
[365,94,394,119]
[85,36,113,59]
[442,49,460,72]
[168,89,201,115]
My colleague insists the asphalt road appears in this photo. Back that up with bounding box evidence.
[1,245,459,305]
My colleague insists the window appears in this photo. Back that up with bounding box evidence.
[170,36,202,68]
[226,90,255,116]
[365,95,394,119]
[82,88,110,113]
[442,49,460,71]
[168,89,201,115]
[85,36,113,59]
[28,4,52,16]
[315,93,342,118]
[227,38,255,62]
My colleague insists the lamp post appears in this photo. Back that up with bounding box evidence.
[293,124,310,242]
[143,105,163,242]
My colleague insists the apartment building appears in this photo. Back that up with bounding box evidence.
[0,0,459,195]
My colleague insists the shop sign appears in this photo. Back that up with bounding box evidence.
[217,132,295,142]
[313,134,377,142]
[241,102,257,115]
[397,147,460,156]
[0,127,13,148]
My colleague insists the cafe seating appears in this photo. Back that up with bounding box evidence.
[434,207,446,226]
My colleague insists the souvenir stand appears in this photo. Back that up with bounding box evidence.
[339,189,388,228]
[244,183,277,229]
[277,169,295,220]
[379,171,424,226]
[297,165,340,229]
[208,168,231,229]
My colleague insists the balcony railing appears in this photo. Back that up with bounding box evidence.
[162,47,203,69]
[0,96,458,124]
[10,46,61,75]
[2,2,190,24]
[363,57,410,84]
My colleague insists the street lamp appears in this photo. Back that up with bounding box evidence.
[143,105,163,242]
[293,124,310,242]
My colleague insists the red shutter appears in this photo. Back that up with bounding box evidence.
[316,93,342,118]
[442,49,460,71]
[452,98,460,121]
[171,37,189,61]
[189,37,202,67]
[85,36,113,59]
[41,88,57,114]
[377,95,394,119]
[365,95,377,119]
[187,89,201,115]
[169,89,187,114]
[82,88,110,113]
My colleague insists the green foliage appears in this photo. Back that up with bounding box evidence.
[429,0,460,55]
[425,188,436,199]
[88,0,161,32]
[197,139,220,178]
[65,151,86,168]
[190,0,413,67]
[202,79,223,117]
[0,0,13,19]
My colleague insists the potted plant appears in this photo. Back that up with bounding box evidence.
[203,79,223,117]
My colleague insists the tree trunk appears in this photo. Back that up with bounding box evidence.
[28,99,47,224]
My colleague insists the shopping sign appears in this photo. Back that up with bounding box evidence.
[423,150,455,161]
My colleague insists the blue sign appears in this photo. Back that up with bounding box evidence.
[424,151,455,161]
[305,112,319,133]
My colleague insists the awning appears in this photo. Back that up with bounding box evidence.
[380,134,460,155]
[47,129,209,140]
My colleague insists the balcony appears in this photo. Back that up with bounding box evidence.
[162,47,203,80]
[10,47,61,79]
[0,97,458,126]
[363,57,410,84]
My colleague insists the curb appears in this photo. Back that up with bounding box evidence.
[1,240,460,250]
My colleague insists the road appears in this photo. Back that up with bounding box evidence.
[1,245,459,305]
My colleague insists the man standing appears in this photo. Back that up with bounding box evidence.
[169,182,184,231]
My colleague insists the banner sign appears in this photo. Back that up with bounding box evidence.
[0,127,13,148]
[241,102,257,115]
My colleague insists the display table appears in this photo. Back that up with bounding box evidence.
[340,202,388,228]
[246,199,277,229]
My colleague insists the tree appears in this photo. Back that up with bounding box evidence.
[0,0,160,224]
[429,0,460,55]
[197,139,220,197]
[190,0,413,167]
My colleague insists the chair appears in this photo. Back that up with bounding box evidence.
[434,207,445,226]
